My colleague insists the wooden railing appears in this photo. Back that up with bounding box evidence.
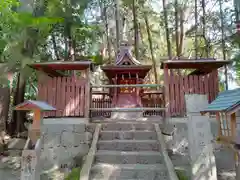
[142,92,165,117]
[38,76,88,117]
[91,98,111,118]
[90,90,165,118]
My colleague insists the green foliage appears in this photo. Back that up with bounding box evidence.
[175,169,189,180]
[232,50,240,80]
[65,168,81,180]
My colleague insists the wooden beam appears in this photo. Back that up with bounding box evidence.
[231,113,237,138]
[164,65,169,118]
[216,112,222,137]
[85,68,90,118]
[90,107,166,112]
[91,84,163,88]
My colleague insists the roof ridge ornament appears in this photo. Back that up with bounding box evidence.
[115,41,141,65]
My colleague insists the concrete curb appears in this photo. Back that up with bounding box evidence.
[154,124,179,180]
[79,124,101,180]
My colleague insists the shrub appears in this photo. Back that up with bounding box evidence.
[65,167,80,180]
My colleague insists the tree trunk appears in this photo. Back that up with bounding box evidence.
[115,0,121,52]
[132,0,140,60]
[174,0,180,57]
[0,85,11,135]
[201,0,209,57]
[4,73,13,135]
[104,8,112,62]
[100,0,112,62]
[51,33,60,60]
[12,73,26,135]
[144,15,158,84]
[178,8,185,56]
[235,0,240,21]
[219,0,228,90]
[162,0,172,58]
[64,36,69,61]
[194,0,198,58]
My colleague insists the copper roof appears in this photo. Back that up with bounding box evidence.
[15,100,57,111]
[101,65,152,79]
[115,45,141,65]
[160,58,231,69]
[29,61,93,76]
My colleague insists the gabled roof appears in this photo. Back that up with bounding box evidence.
[29,60,93,77]
[116,46,141,65]
[101,65,152,79]
[15,100,56,111]
[160,58,231,70]
[201,88,240,114]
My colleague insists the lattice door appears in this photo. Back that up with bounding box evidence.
[119,79,136,93]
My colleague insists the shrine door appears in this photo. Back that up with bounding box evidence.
[116,79,138,108]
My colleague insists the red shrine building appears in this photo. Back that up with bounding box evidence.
[101,43,152,109]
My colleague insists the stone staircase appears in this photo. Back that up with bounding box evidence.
[88,123,174,180]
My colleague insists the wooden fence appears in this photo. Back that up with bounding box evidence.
[90,93,164,118]
[142,93,164,117]
[38,76,87,117]
[166,70,218,117]
[90,98,111,118]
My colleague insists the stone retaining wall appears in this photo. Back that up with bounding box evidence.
[40,118,94,170]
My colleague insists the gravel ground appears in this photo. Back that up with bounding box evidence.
[0,155,21,180]
[0,153,66,180]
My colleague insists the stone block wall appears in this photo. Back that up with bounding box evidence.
[167,118,189,155]
[40,118,94,170]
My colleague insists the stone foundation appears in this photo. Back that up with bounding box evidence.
[164,95,217,180]
[40,118,94,170]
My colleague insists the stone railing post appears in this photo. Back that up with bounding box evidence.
[185,94,217,180]
[236,150,240,179]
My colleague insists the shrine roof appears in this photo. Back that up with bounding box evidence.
[160,58,231,70]
[15,100,56,111]
[116,46,141,65]
[201,88,240,114]
[29,60,93,76]
[101,65,152,79]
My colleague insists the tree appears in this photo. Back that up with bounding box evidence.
[132,0,140,60]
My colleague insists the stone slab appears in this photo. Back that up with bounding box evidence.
[43,118,87,124]
[43,133,61,148]
[45,124,74,133]
[61,132,91,147]
[97,140,160,151]
[95,151,163,164]
[73,124,86,133]
[161,124,176,136]
[185,94,208,113]
[99,131,157,140]
[8,138,26,150]
[90,163,167,180]
[40,144,89,169]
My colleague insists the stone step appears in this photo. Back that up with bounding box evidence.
[97,140,160,151]
[95,150,163,164]
[101,123,155,131]
[90,163,168,180]
[91,179,146,180]
[99,131,157,140]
